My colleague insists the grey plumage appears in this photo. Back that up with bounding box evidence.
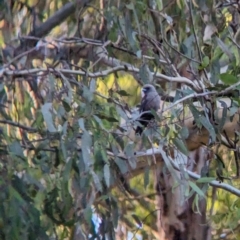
[135,84,161,135]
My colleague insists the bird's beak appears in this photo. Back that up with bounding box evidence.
[141,89,145,98]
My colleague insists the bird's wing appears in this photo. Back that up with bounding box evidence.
[139,95,148,112]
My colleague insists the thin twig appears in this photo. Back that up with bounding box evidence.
[188,0,202,62]
[163,38,201,64]
[162,91,217,113]
[0,120,38,132]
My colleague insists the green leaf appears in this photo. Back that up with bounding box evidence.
[11,175,32,202]
[63,158,72,183]
[124,142,136,169]
[192,194,201,214]
[231,45,240,65]
[172,138,188,156]
[84,206,93,225]
[91,170,102,192]
[139,63,153,84]
[144,167,149,189]
[156,0,163,10]
[123,12,138,52]
[83,85,93,102]
[126,3,141,35]
[62,100,71,112]
[41,103,57,132]
[116,106,128,120]
[196,177,215,183]
[81,131,93,169]
[96,113,119,123]
[229,106,239,117]
[89,79,96,93]
[112,198,119,228]
[124,141,135,157]
[93,115,104,129]
[179,126,189,139]
[216,37,234,61]
[210,59,220,85]
[220,73,238,85]
[104,164,110,187]
[189,104,216,142]
[199,56,209,69]
[9,141,24,158]
[132,214,142,228]
[115,157,129,174]
[189,181,206,198]
[216,100,228,132]
[111,132,124,150]
[116,90,131,96]
[78,118,85,131]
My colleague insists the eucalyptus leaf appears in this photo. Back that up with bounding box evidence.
[116,106,128,120]
[126,3,141,35]
[216,37,234,61]
[116,90,131,96]
[63,158,72,183]
[96,113,119,123]
[189,181,206,198]
[124,142,135,157]
[83,85,93,102]
[220,73,238,85]
[60,73,73,103]
[78,118,85,131]
[104,164,110,187]
[91,170,102,192]
[216,100,228,131]
[229,106,238,117]
[172,138,188,156]
[139,63,153,84]
[112,132,124,150]
[62,100,71,112]
[9,141,24,158]
[132,214,142,228]
[115,157,128,174]
[196,177,216,183]
[112,198,119,228]
[89,79,96,93]
[81,130,93,169]
[189,104,216,142]
[124,12,137,52]
[199,56,209,69]
[210,59,220,85]
[41,103,57,132]
[179,126,189,140]
[192,194,201,214]
[93,115,105,129]
[144,167,150,189]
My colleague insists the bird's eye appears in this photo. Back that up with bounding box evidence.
[142,87,149,92]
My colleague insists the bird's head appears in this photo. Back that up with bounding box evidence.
[141,84,156,98]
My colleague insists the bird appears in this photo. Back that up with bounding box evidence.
[135,84,161,135]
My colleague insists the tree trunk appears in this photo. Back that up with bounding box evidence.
[155,147,212,240]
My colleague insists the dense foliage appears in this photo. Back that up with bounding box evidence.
[1,0,240,239]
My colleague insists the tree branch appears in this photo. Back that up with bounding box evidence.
[130,148,240,197]
[3,65,198,89]
[0,120,38,133]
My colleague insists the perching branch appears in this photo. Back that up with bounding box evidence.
[2,65,199,90]
[129,148,240,197]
